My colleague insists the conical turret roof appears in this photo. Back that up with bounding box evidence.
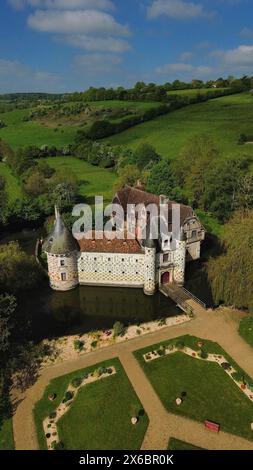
[42,207,79,255]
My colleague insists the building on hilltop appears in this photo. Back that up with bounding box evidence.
[42,187,205,294]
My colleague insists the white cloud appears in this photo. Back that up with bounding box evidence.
[58,35,130,53]
[147,0,215,20]
[28,9,130,36]
[156,62,213,76]
[73,53,122,74]
[211,44,253,67]
[0,58,61,92]
[180,51,194,61]
[8,0,114,10]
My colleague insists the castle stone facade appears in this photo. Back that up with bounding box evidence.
[43,187,205,294]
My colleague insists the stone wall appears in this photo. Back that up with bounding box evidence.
[77,252,146,288]
[47,252,78,291]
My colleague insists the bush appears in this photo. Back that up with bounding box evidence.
[91,340,98,349]
[63,391,74,403]
[52,441,64,450]
[71,377,82,388]
[176,340,185,350]
[232,372,245,383]
[49,412,57,419]
[113,321,125,338]
[199,349,208,359]
[74,339,84,351]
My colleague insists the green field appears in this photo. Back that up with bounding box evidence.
[0,162,23,202]
[0,418,15,450]
[34,358,148,450]
[105,93,253,159]
[239,316,253,349]
[168,437,203,450]
[167,88,226,96]
[135,335,253,441]
[0,108,76,149]
[0,100,160,149]
[45,157,116,204]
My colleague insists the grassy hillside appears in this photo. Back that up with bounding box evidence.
[0,100,160,149]
[104,93,253,159]
[45,157,116,204]
[0,108,76,149]
[0,162,23,202]
[167,87,226,96]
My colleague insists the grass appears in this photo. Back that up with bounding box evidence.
[168,437,203,450]
[134,335,253,441]
[104,92,253,160]
[0,418,15,450]
[239,316,253,349]
[0,108,76,149]
[33,358,148,450]
[0,101,160,150]
[0,162,23,202]
[45,156,116,204]
[167,88,226,96]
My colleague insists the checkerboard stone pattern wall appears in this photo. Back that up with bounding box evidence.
[47,252,79,291]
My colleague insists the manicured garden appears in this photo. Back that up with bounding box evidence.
[33,358,148,450]
[239,316,253,349]
[168,437,203,450]
[0,418,15,450]
[134,335,253,441]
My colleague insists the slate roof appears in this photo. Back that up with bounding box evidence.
[43,211,79,255]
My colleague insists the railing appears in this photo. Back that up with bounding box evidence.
[180,287,206,309]
[159,283,206,311]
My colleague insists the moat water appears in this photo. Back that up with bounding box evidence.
[0,227,214,342]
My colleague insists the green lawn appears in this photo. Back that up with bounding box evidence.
[135,335,253,441]
[239,316,253,349]
[105,93,253,159]
[0,418,15,450]
[168,437,203,450]
[34,358,148,450]
[45,157,116,204]
[0,162,23,202]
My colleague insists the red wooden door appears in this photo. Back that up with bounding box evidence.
[161,272,170,285]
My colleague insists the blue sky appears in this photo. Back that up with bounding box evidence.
[0,0,253,92]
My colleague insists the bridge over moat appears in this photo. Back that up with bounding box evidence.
[159,283,206,315]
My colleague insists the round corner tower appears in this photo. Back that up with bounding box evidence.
[143,237,157,296]
[173,228,186,286]
[42,208,79,291]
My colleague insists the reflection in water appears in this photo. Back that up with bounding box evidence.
[1,228,180,341]
[17,280,180,341]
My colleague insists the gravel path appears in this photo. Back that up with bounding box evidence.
[12,302,253,450]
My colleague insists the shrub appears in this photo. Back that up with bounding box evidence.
[49,412,57,419]
[91,340,98,349]
[113,321,125,338]
[74,339,84,351]
[63,391,74,403]
[199,349,208,359]
[52,441,64,450]
[71,377,82,388]
[176,340,185,350]
[232,372,244,383]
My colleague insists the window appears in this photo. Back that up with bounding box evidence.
[122,258,125,262]
[61,273,66,281]
[163,254,169,262]
[164,239,169,247]
[192,230,197,238]
[108,257,111,261]
[60,259,65,267]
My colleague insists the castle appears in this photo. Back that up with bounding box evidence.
[42,186,205,295]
